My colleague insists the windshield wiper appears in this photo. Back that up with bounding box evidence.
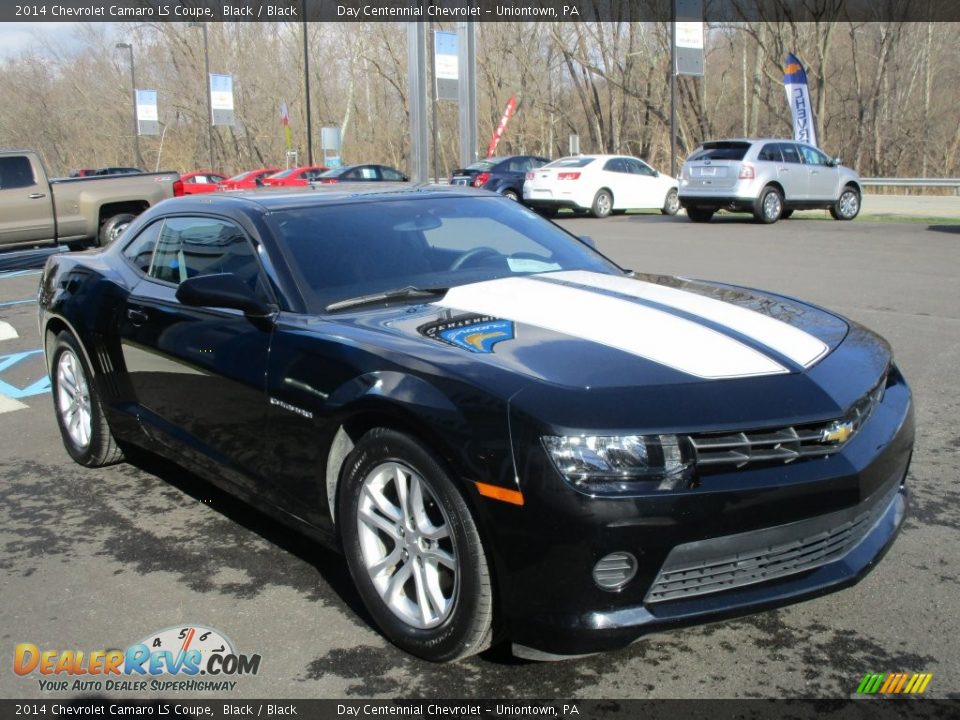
[325,286,448,313]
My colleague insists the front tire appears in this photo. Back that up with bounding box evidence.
[98,212,136,247]
[339,428,494,662]
[50,331,123,467]
[830,186,861,220]
[501,189,519,202]
[590,189,613,218]
[754,186,784,224]
[661,188,680,216]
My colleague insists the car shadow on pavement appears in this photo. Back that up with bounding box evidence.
[926,224,960,234]
[118,445,376,632]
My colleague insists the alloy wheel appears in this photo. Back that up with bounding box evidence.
[56,349,92,449]
[356,462,458,629]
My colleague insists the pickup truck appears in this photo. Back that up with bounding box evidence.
[0,149,181,250]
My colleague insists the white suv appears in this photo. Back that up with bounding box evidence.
[679,139,862,224]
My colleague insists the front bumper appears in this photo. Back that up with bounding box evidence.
[489,371,914,657]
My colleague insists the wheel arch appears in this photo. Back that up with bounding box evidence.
[322,374,476,531]
[43,314,97,377]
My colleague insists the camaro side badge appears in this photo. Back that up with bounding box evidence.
[419,314,516,354]
[269,397,314,419]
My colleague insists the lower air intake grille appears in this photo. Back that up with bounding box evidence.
[645,483,898,604]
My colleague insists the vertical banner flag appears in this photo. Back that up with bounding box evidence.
[784,54,817,147]
[280,101,293,150]
[486,95,518,158]
[209,74,235,126]
[674,0,704,76]
[135,89,159,136]
[434,31,458,101]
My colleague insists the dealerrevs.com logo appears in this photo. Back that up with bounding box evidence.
[14,625,261,693]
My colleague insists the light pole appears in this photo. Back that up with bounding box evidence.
[116,42,144,169]
[189,22,215,170]
[302,9,313,165]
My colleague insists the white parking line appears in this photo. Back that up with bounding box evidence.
[0,321,18,341]
[0,394,28,414]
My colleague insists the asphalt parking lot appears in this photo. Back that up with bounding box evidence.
[1,213,958,700]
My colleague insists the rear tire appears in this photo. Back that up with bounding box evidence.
[686,207,715,223]
[590,189,613,218]
[339,428,494,662]
[754,186,784,224]
[661,188,680,216]
[501,189,519,202]
[98,213,136,247]
[830,186,861,220]
[50,331,124,467]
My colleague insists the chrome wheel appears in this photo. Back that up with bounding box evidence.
[594,191,612,217]
[763,191,782,221]
[838,189,859,219]
[56,349,92,449]
[356,462,458,629]
[663,188,680,215]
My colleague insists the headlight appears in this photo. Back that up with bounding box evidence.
[542,435,693,494]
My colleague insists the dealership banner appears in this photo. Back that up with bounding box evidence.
[434,30,458,102]
[674,0,704,76]
[279,101,293,150]
[784,53,817,147]
[209,73,235,126]
[486,95,518,158]
[134,89,159,136]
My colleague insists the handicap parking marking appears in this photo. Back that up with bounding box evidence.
[0,321,18,341]
[0,349,50,400]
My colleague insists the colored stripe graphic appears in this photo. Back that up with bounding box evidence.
[437,277,788,379]
[857,673,932,694]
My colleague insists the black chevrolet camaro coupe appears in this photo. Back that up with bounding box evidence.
[38,186,913,662]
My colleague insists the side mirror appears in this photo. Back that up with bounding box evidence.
[832,157,842,167]
[176,273,272,318]
[579,235,596,248]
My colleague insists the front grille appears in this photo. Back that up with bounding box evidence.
[689,377,886,470]
[644,482,898,604]
[689,424,841,468]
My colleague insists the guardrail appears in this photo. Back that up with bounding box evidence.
[861,178,960,189]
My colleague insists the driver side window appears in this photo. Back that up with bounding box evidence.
[146,217,266,298]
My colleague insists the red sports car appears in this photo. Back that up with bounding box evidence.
[179,171,227,195]
[219,167,282,191]
[262,166,330,187]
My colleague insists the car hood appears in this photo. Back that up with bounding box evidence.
[328,270,877,424]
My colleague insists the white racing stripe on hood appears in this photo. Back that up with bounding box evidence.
[549,271,829,368]
[437,277,788,379]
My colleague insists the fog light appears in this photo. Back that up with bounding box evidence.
[593,551,637,591]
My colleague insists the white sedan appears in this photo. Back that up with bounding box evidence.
[523,154,680,218]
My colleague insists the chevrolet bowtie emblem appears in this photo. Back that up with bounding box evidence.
[821,421,854,444]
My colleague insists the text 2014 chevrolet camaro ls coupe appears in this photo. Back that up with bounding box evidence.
[38,187,913,662]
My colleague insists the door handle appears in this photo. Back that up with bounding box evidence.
[126,308,149,325]
[28,192,46,199]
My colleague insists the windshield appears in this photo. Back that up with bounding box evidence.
[464,160,496,172]
[269,168,297,179]
[267,196,622,313]
[227,171,253,182]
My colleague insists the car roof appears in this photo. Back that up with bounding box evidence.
[153,184,496,213]
[699,138,813,145]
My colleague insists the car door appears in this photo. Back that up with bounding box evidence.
[624,158,664,208]
[776,143,808,202]
[799,144,840,201]
[0,154,55,247]
[117,215,275,493]
[600,158,631,208]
